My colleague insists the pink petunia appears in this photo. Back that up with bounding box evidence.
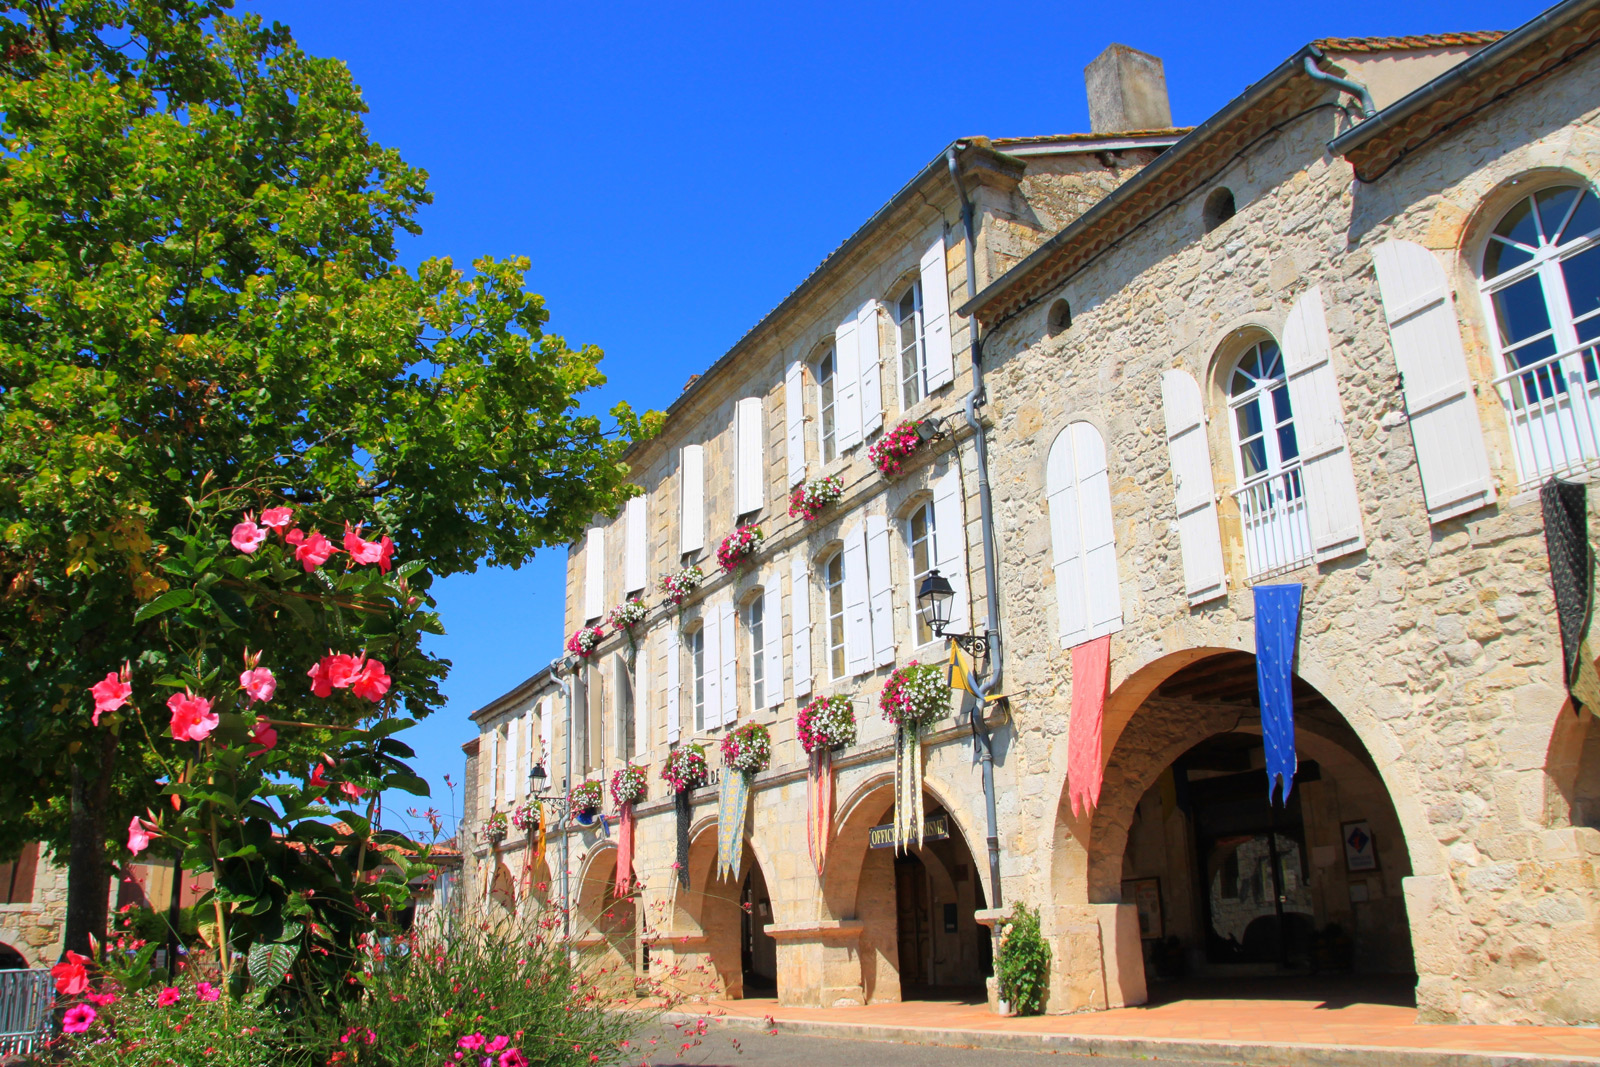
[62,1003,96,1034]
[239,666,276,704]
[89,664,133,725]
[349,658,390,703]
[231,515,267,554]
[249,717,278,756]
[486,1036,509,1053]
[458,1034,486,1051]
[259,506,294,532]
[167,691,218,742]
[342,523,385,566]
[50,951,90,996]
[196,981,220,1002]
[127,815,153,856]
[498,1051,528,1067]
[292,529,336,572]
[155,986,180,1007]
[86,992,117,1007]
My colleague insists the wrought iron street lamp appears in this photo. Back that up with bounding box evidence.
[916,568,989,660]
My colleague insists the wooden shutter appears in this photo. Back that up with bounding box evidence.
[584,527,604,620]
[921,235,954,392]
[858,301,885,437]
[1049,423,1123,646]
[703,605,722,732]
[736,396,765,517]
[624,495,646,593]
[1373,240,1497,522]
[762,580,783,710]
[791,556,813,698]
[1161,369,1227,605]
[633,640,649,756]
[666,630,680,744]
[719,598,737,725]
[785,360,807,487]
[1282,286,1365,562]
[1047,428,1088,645]
[835,314,862,451]
[843,524,872,676]
[679,445,704,556]
[540,695,553,773]
[931,460,970,635]
[503,722,516,806]
[866,512,896,667]
[486,728,499,809]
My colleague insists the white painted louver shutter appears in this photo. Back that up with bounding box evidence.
[1373,240,1497,523]
[524,712,536,796]
[486,729,499,810]
[866,512,895,667]
[624,495,646,593]
[702,605,722,732]
[785,361,806,487]
[540,696,553,776]
[502,722,516,806]
[679,445,705,556]
[857,301,885,437]
[665,630,681,744]
[1047,423,1123,648]
[584,527,604,620]
[633,639,649,756]
[736,396,765,517]
[719,598,737,725]
[790,556,813,697]
[842,524,872,676]
[1282,286,1365,562]
[932,460,970,635]
[921,236,954,392]
[762,580,783,710]
[1161,370,1227,605]
[835,314,863,452]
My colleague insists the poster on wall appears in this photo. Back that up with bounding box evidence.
[1342,820,1378,872]
[1122,877,1164,939]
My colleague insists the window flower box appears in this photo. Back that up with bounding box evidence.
[720,722,772,776]
[611,763,647,807]
[879,660,947,730]
[797,694,857,753]
[659,566,705,606]
[715,524,764,573]
[570,779,603,822]
[662,743,710,793]
[867,421,921,476]
[607,598,648,634]
[510,803,539,834]
[565,624,605,659]
[788,476,845,522]
[480,810,508,846]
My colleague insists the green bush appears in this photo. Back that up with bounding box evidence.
[995,902,1051,1015]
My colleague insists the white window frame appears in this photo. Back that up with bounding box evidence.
[1227,337,1314,579]
[689,627,706,734]
[823,552,846,680]
[905,499,937,647]
[816,348,838,464]
[745,594,765,710]
[896,281,926,411]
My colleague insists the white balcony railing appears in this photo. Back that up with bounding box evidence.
[1495,341,1600,487]
[1234,466,1313,580]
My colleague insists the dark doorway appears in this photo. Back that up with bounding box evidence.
[740,859,776,996]
[891,804,990,1000]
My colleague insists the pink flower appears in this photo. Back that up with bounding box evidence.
[376,535,395,574]
[350,658,390,703]
[458,1034,486,1051]
[196,981,220,1002]
[155,986,180,1007]
[249,718,278,756]
[127,815,153,856]
[486,1036,509,1052]
[51,951,90,996]
[86,991,117,1006]
[498,1051,528,1067]
[307,653,360,697]
[62,1003,96,1034]
[167,691,218,742]
[231,515,267,554]
[291,529,336,572]
[259,506,294,532]
[89,664,133,725]
[239,666,276,703]
[338,779,367,801]
[342,523,386,566]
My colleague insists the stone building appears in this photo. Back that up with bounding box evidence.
[460,0,1600,1027]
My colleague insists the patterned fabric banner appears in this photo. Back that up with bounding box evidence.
[1067,634,1112,817]
[806,748,834,877]
[1542,478,1600,717]
[716,771,749,881]
[1255,583,1303,804]
[893,725,924,853]
[674,791,691,890]
[614,801,634,897]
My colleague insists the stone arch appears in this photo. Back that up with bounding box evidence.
[829,769,992,913]
[661,808,779,1000]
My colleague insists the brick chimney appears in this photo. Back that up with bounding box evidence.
[1085,44,1173,133]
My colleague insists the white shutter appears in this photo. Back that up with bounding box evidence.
[624,495,646,593]
[858,300,885,437]
[843,524,873,676]
[866,512,895,667]
[1282,286,1365,562]
[719,598,737,725]
[1047,429,1088,645]
[584,527,604,620]
[736,396,765,517]
[921,236,954,392]
[486,728,499,810]
[1161,370,1227,605]
[932,460,970,635]
[762,580,783,710]
[540,696,553,776]
[506,719,520,806]
[1047,423,1123,648]
[703,605,722,732]
[633,640,649,757]
[679,445,705,556]
[525,709,536,794]
[785,360,807,487]
[835,313,862,451]
[790,556,813,698]
[666,630,681,744]
[1373,240,1497,522]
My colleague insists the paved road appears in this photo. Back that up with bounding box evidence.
[627,1027,1222,1066]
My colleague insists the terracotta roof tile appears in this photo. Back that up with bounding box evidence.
[1314,31,1505,53]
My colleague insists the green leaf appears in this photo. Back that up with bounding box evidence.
[132,588,195,623]
[247,939,299,1000]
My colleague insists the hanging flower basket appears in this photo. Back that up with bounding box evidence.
[570,779,603,821]
[481,810,508,846]
[720,722,772,776]
[611,763,647,807]
[788,476,845,522]
[797,695,857,754]
[607,598,648,634]
[879,661,948,731]
[659,566,705,606]
[662,742,710,793]
[866,422,921,476]
[510,802,540,834]
[565,624,605,659]
[715,524,764,573]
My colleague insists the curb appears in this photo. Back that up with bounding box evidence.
[659,1010,1600,1067]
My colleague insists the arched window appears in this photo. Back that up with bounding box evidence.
[1480,183,1600,481]
[1204,187,1236,232]
[823,552,846,679]
[906,501,937,646]
[1228,338,1313,576]
[896,281,926,410]
[744,593,766,709]
[816,348,838,463]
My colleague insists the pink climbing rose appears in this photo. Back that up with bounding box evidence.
[350,658,391,703]
[260,506,294,532]
[240,666,276,703]
[127,816,153,856]
[342,523,385,566]
[287,528,337,572]
[167,691,218,742]
[230,515,267,554]
[89,665,132,725]
[308,653,361,697]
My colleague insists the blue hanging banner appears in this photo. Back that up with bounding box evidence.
[1254,583,1303,805]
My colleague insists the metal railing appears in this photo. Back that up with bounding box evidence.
[0,968,52,1057]
[1233,466,1314,580]
[1494,341,1600,486]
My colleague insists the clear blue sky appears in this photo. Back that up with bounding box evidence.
[244,0,1545,838]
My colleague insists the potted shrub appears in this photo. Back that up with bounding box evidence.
[797,694,857,754]
[996,903,1051,1016]
[715,524,764,573]
[788,475,844,521]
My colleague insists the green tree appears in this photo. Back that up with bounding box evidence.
[0,0,655,956]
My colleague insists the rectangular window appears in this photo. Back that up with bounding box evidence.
[897,283,925,410]
[908,502,936,646]
[616,655,635,759]
[746,595,765,709]
[825,554,846,679]
[0,842,39,905]
[818,350,837,463]
[690,628,706,733]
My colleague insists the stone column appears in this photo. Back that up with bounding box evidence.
[766,920,866,1007]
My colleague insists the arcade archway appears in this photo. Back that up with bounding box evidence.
[671,820,777,1000]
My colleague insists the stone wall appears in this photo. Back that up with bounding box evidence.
[0,848,67,968]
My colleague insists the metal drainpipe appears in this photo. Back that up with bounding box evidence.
[946,144,1004,910]
[550,656,575,943]
[1302,51,1377,119]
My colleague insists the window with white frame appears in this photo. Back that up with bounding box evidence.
[614,654,634,759]
[896,282,925,410]
[816,348,838,463]
[906,500,936,646]
[823,552,846,679]
[745,593,765,709]
[688,626,706,733]
[1480,184,1600,483]
[1228,338,1313,577]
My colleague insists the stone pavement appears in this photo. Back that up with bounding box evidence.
[664,982,1600,1067]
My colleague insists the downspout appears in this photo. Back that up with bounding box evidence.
[1302,50,1377,119]
[946,144,1004,910]
[550,656,575,944]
